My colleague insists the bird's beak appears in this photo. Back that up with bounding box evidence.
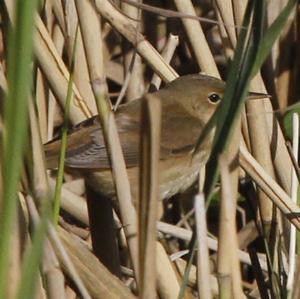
[247,91,271,100]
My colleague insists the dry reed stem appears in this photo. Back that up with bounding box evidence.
[42,240,66,299]
[57,227,135,299]
[121,0,145,101]
[156,242,180,299]
[63,178,85,196]
[239,145,300,230]
[34,274,47,299]
[291,257,300,299]
[214,0,237,48]
[217,0,276,233]
[74,1,122,275]
[174,258,219,298]
[157,221,268,271]
[231,0,246,31]
[215,9,234,59]
[195,193,212,299]
[7,196,26,299]
[35,70,48,143]
[248,7,292,221]
[277,3,296,109]
[28,98,49,200]
[287,113,299,291]
[44,1,54,33]
[93,0,178,82]
[51,0,67,34]
[47,24,64,140]
[240,1,291,227]
[65,286,77,299]
[138,95,161,298]
[75,0,139,278]
[150,34,179,91]
[106,60,124,85]
[36,16,92,122]
[247,80,276,227]
[173,0,220,77]
[218,155,245,299]
[37,1,54,143]
[47,226,91,299]
[263,103,293,195]
[175,258,219,296]
[25,195,65,299]
[33,30,88,124]
[65,0,98,115]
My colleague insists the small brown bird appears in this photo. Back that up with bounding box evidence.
[45,74,265,199]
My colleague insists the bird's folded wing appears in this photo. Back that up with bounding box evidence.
[44,109,204,169]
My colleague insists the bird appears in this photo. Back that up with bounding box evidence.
[44,73,266,200]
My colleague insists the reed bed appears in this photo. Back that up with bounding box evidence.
[0,0,299,298]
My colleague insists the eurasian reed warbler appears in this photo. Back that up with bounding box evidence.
[45,74,266,199]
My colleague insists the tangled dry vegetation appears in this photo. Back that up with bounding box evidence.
[0,0,300,298]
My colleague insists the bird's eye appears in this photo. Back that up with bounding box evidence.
[208,93,221,104]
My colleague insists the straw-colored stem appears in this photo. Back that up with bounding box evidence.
[35,16,91,123]
[121,0,145,101]
[42,240,66,299]
[64,0,98,115]
[150,34,179,91]
[57,226,136,299]
[157,221,268,271]
[138,95,161,298]
[48,225,91,299]
[218,155,245,299]
[195,193,212,299]
[214,0,237,48]
[94,0,178,82]
[47,24,64,140]
[246,80,276,232]
[173,0,220,77]
[75,0,139,279]
[239,145,300,230]
[287,113,299,291]
[156,242,180,299]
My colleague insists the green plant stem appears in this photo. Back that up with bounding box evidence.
[52,25,79,225]
[0,0,38,297]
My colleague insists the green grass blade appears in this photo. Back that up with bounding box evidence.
[283,104,300,139]
[251,0,298,77]
[0,0,39,297]
[203,0,297,198]
[181,1,264,297]
[52,25,79,225]
[204,0,263,198]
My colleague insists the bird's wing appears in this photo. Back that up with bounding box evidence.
[44,106,143,169]
[44,102,205,169]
